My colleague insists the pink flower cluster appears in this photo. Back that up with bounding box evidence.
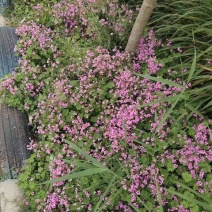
[26,37,195,210]
[15,22,54,54]
[48,0,133,38]
[1,76,18,95]
[1,5,211,208]
[133,29,163,74]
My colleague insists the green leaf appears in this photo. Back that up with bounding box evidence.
[172,181,211,203]
[63,159,96,169]
[155,179,164,212]
[188,129,195,136]
[129,149,136,157]
[76,103,81,110]
[90,116,98,123]
[139,94,184,108]
[38,167,43,173]
[182,172,192,182]
[82,175,90,183]
[187,48,196,82]
[136,74,184,89]
[135,195,152,211]
[145,202,153,210]
[167,160,175,172]
[44,168,107,184]
[62,109,69,117]
[186,103,203,120]
[63,139,106,168]
[66,115,72,122]
[134,140,154,156]
[116,158,129,176]
[200,163,211,173]
[156,92,183,133]
[70,80,78,86]
[106,82,114,89]
[202,100,212,110]
[93,175,116,212]
[166,188,212,210]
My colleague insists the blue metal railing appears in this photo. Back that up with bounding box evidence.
[0,0,10,7]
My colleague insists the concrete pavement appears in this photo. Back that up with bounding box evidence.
[0,179,24,212]
[0,15,6,26]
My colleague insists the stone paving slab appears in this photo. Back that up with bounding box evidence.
[0,179,23,212]
[0,15,6,26]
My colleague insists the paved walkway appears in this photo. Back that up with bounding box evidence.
[0,179,24,212]
[0,15,6,26]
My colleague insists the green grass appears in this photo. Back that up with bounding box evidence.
[150,0,212,116]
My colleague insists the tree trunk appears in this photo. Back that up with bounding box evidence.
[125,0,157,53]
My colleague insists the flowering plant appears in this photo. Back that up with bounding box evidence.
[16,33,212,211]
[1,0,211,211]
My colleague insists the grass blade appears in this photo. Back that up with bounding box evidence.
[98,190,119,211]
[202,100,212,110]
[172,181,211,203]
[129,203,141,212]
[135,195,151,212]
[187,48,197,83]
[139,94,184,108]
[135,74,184,89]
[134,140,154,156]
[44,168,107,184]
[186,103,203,119]
[93,175,117,212]
[155,92,183,133]
[63,159,96,169]
[155,178,164,212]
[166,188,212,210]
[63,138,105,168]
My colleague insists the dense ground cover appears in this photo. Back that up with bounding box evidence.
[0,0,211,211]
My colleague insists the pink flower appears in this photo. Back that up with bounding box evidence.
[196,181,202,186]
[199,169,205,179]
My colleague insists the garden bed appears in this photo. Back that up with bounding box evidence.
[0,0,211,211]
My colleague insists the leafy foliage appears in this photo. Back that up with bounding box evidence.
[150,0,212,116]
[0,0,211,211]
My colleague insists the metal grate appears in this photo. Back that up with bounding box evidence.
[0,0,10,13]
[0,0,10,7]
[0,27,29,180]
[0,27,19,76]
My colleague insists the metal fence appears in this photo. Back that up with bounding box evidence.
[0,0,10,7]
[0,0,10,13]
